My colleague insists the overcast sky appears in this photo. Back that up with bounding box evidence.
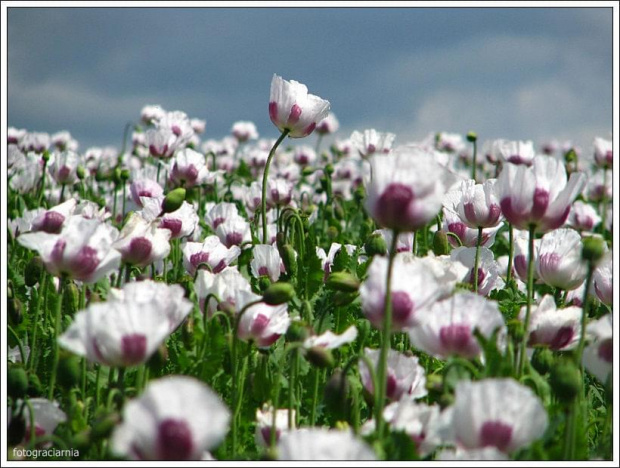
[7,6,614,153]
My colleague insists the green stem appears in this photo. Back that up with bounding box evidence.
[59,184,66,204]
[8,325,27,364]
[288,349,298,429]
[375,230,399,437]
[310,367,320,426]
[48,276,66,400]
[261,130,289,243]
[517,224,536,378]
[28,271,47,370]
[506,224,514,282]
[473,227,483,294]
[575,262,595,365]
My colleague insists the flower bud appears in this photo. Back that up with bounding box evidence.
[41,150,51,162]
[76,166,87,180]
[550,359,581,403]
[425,373,443,393]
[364,232,387,256]
[507,319,524,342]
[531,347,555,375]
[258,277,272,292]
[262,282,296,305]
[581,236,605,264]
[25,256,44,287]
[28,373,42,397]
[161,188,186,215]
[7,413,26,446]
[182,315,195,348]
[63,282,81,316]
[302,166,315,177]
[57,354,81,389]
[8,297,23,326]
[120,169,130,181]
[91,412,120,440]
[324,369,350,420]
[8,366,28,400]
[112,167,123,185]
[306,347,335,368]
[333,291,359,307]
[286,321,311,343]
[326,271,360,293]
[432,230,451,256]
[466,131,478,143]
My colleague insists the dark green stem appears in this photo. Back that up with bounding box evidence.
[506,224,514,282]
[375,230,399,436]
[517,224,536,378]
[261,130,289,243]
[48,276,66,399]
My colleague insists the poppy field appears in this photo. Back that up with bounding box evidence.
[5,74,614,461]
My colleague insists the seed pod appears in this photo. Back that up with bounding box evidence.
[531,347,555,375]
[324,369,350,420]
[161,188,186,214]
[364,232,387,257]
[306,347,335,369]
[25,257,44,287]
[57,354,81,390]
[8,367,28,400]
[63,282,81,316]
[326,271,360,293]
[286,321,311,343]
[582,236,605,264]
[550,359,581,403]
[432,230,451,256]
[8,297,23,326]
[262,282,295,305]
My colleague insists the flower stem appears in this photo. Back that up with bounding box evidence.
[28,270,47,371]
[517,224,536,378]
[48,276,66,400]
[375,230,400,437]
[575,260,595,365]
[473,226,483,294]
[310,367,320,425]
[506,223,514,283]
[261,130,289,243]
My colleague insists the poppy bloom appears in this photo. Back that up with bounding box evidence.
[359,348,427,402]
[269,74,330,138]
[17,216,121,283]
[182,236,241,276]
[409,292,505,360]
[497,155,585,232]
[49,150,81,186]
[113,212,171,268]
[582,314,612,384]
[277,428,376,460]
[251,244,284,283]
[450,179,503,229]
[520,295,581,351]
[593,137,612,169]
[568,200,601,232]
[111,376,230,460]
[491,139,536,166]
[236,291,291,348]
[30,199,77,234]
[450,378,547,453]
[536,228,587,290]
[59,280,192,366]
[450,247,504,296]
[231,121,259,143]
[350,129,395,158]
[194,267,252,316]
[255,405,293,447]
[592,252,613,306]
[365,146,456,232]
[360,254,443,331]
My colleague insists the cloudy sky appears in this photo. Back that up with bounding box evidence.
[7,6,614,152]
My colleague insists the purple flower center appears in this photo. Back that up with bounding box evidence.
[385,371,399,400]
[598,338,613,363]
[37,211,66,233]
[251,313,270,336]
[157,418,194,460]
[480,420,513,452]
[258,266,269,277]
[268,102,278,124]
[549,326,575,350]
[468,267,486,288]
[212,259,227,274]
[391,291,414,328]
[121,333,147,365]
[57,166,72,182]
[190,252,210,271]
[439,324,474,356]
[126,237,153,265]
[448,222,466,245]
[69,246,100,280]
[225,232,243,247]
[287,104,302,125]
[160,218,183,238]
[376,183,414,229]
[532,188,549,220]
[212,217,225,230]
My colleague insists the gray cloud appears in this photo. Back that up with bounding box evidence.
[7,7,613,151]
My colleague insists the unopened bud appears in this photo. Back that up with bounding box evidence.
[76,166,87,180]
[41,150,51,162]
[333,291,359,307]
[8,366,28,400]
[25,256,44,287]
[8,297,23,326]
[286,321,311,343]
[582,236,605,264]
[326,271,360,293]
[433,230,451,256]
[531,347,555,375]
[120,169,130,181]
[550,359,581,403]
[466,131,478,143]
[57,353,81,389]
[63,282,81,315]
[306,347,335,368]
[324,163,334,175]
[262,282,295,305]
[364,233,387,256]
[161,188,186,214]
[302,166,315,177]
